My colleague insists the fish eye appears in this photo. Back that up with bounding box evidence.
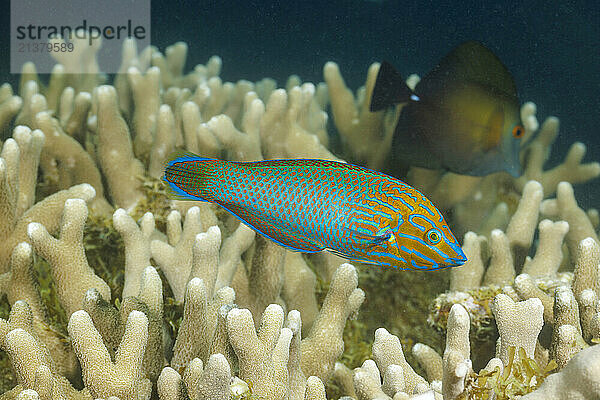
[426,228,441,245]
[512,125,524,139]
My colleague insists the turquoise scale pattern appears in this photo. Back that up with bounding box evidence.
[212,159,413,260]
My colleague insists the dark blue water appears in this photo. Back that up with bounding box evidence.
[1,0,599,205]
[152,0,600,205]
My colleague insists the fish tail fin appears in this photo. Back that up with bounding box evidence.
[162,150,216,201]
[370,61,418,112]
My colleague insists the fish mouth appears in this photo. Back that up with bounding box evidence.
[444,248,467,267]
[444,243,467,267]
[447,255,467,267]
[407,247,467,270]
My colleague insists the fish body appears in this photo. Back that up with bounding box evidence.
[371,41,524,177]
[163,153,466,270]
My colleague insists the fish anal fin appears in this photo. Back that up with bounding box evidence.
[324,247,381,265]
[221,203,323,253]
[370,61,416,112]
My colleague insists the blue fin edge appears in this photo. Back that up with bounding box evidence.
[165,150,214,167]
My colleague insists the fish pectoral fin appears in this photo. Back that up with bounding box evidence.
[220,202,323,253]
[345,228,391,248]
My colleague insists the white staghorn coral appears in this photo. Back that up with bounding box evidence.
[0,129,96,274]
[27,199,111,317]
[94,85,145,210]
[449,232,486,292]
[0,85,23,138]
[34,111,112,214]
[442,305,471,400]
[371,328,429,395]
[170,277,235,371]
[3,302,82,399]
[151,207,205,302]
[69,309,152,400]
[232,236,286,324]
[128,66,161,159]
[122,266,166,382]
[112,208,155,299]
[0,245,78,380]
[323,62,389,169]
[282,252,320,335]
[227,304,293,399]
[492,294,544,364]
[301,263,365,382]
[59,89,91,141]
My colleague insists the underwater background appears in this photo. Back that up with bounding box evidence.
[1,0,599,195]
[1,1,598,189]
[145,0,600,205]
[0,0,599,398]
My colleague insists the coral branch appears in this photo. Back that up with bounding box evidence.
[27,199,111,316]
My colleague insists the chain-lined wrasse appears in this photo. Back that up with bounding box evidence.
[371,41,525,176]
[162,152,466,270]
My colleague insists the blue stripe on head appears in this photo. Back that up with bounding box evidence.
[438,228,466,264]
[409,214,443,233]
[445,240,467,266]
[370,251,406,265]
[446,237,462,254]
[397,234,450,260]
[406,248,440,269]
[411,260,432,270]
[408,215,427,232]
[418,203,435,217]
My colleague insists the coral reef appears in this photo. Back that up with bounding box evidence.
[0,35,599,400]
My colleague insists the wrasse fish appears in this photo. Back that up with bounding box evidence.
[371,41,525,177]
[162,152,466,270]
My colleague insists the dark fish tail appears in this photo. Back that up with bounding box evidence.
[162,151,216,201]
[370,61,418,112]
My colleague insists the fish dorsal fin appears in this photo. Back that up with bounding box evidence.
[370,61,416,112]
[417,41,518,100]
[218,202,324,253]
[165,150,212,165]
